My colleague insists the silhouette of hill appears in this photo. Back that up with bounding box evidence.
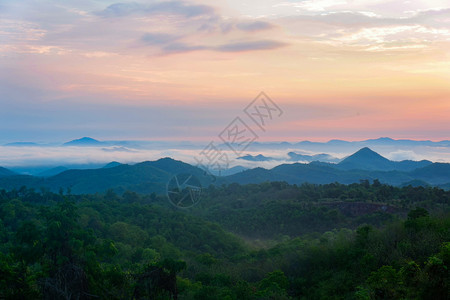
[63,137,103,146]
[409,163,450,184]
[0,158,213,194]
[37,166,68,177]
[337,147,432,171]
[0,149,447,194]
[338,147,393,170]
[237,154,275,161]
[224,148,447,186]
[209,165,247,176]
[287,152,340,163]
[0,167,15,177]
[103,161,122,168]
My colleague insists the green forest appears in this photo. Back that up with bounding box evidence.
[0,182,449,299]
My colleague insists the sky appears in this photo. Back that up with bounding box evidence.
[1,0,449,143]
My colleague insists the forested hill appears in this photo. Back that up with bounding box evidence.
[0,182,449,299]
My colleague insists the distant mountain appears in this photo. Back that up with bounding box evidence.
[0,167,15,177]
[288,137,450,152]
[0,158,213,194]
[63,137,103,146]
[224,148,448,187]
[338,147,393,171]
[209,165,248,176]
[37,166,68,177]
[409,163,450,185]
[337,147,432,171]
[0,149,447,194]
[237,154,275,161]
[237,152,341,163]
[394,160,433,171]
[103,161,123,168]
[287,152,340,163]
[223,167,275,184]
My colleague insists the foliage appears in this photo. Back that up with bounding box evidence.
[0,183,448,299]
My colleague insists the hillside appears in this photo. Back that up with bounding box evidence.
[0,167,15,177]
[0,158,209,194]
[37,166,68,177]
[1,183,448,299]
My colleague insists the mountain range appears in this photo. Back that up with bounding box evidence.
[0,147,448,194]
[4,136,450,149]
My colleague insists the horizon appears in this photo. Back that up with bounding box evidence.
[2,135,450,145]
[1,137,450,171]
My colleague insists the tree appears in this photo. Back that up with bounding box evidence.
[366,266,404,299]
[133,259,186,300]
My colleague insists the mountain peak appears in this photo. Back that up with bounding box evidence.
[354,147,382,156]
[344,147,388,161]
[103,161,122,168]
[64,137,102,146]
[338,147,391,170]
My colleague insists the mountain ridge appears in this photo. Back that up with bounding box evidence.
[0,148,448,194]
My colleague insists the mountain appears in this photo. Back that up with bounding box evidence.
[338,147,393,171]
[0,167,15,177]
[222,167,275,184]
[409,163,450,185]
[287,152,340,163]
[337,147,432,171]
[103,161,122,168]
[209,165,248,176]
[0,149,447,194]
[395,160,433,171]
[37,166,68,177]
[224,148,448,187]
[237,152,341,163]
[0,158,213,194]
[237,154,275,161]
[289,137,450,153]
[63,137,103,146]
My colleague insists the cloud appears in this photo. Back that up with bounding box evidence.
[162,42,207,53]
[387,150,419,161]
[276,7,450,52]
[412,7,450,21]
[158,39,287,54]
[236,21,275,32]
[101,146,136,152]
[215,40,287,52]
[141,32,180,45]
[96,2,142,17]
[97,1,215,18]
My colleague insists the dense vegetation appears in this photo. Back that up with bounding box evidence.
[0,182,449,299]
